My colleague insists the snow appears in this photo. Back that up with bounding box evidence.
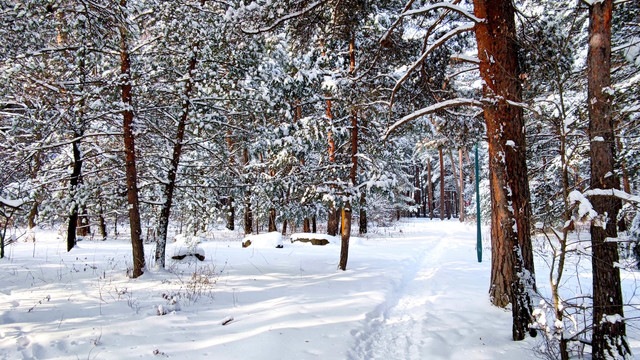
[568,190,598,220]
[0,195,26,209]
[171,234,205,259]
[241,231,286,248]
[1,219,639,359]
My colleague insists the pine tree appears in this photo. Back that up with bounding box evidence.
[586,0,630,357]
[473,0,536,340]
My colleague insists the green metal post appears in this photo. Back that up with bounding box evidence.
[475,144,482,263]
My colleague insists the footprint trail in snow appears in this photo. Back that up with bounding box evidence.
[348,220,533,360]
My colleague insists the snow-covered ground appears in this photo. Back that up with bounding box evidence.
[0,219,638,359]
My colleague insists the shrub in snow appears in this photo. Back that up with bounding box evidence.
[157,293,180,315]
[171,234,205,261]
[290,233,336,246]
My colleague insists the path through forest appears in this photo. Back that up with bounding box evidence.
[0,219,541,360]
[348,220,533,359]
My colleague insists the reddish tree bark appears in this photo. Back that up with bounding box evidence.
[120,0,144,278]
[338,204,351,271]
[473,0,535,340]
[587,1,630,358]
[326,89,339,236]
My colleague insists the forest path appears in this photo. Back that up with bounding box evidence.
[347,219,531,360]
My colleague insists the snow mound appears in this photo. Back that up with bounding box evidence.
[171,234,205,260]
[242,232,285,248]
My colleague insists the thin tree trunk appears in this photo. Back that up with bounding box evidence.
[226,198,235,231]
[98,203,107,240]
[156,43,197,267]
[342,43,358,260]
[439,148,445,221]
[243,148,253,235]
[244,200,253,235]
[268,209,277,232]
[27,204,38,231]
[27,143,41,239]
[414,165,422,217]
[587,1,630,357]
[312,216,317,233]
[459,149,465,222]
[464,149,476,187]
[339,204,351,271]
[448,150,460,219]
[326,88,338,236]
[225,131,236,231]
[77,206,90,237]
[120,0,144,277]
[359,192,367,235]
[427,158,434,219]
[474,0,535,340]
[67,134,82,251]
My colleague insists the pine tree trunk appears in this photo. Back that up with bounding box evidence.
[312,216,317,233]
[587,1,630,357]
[244,200,253,235]
[268,209,277,232]
[98,204,107,240]
[303,218,311,233]
[327,207,338,236]
[226,197,235,231]
[338,204,351,271]
[67,134,82,251]
[359,193,367,235]
[27,203,38,231]
[119,1,144,278]
[474,0,535,340]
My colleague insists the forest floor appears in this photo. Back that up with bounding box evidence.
[1,218,639,359]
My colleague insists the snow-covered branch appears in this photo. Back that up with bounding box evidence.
[29,132,124,152]
[568,188,640,224]
[382,98,483,140]
[389,23,476,109]
[568,190,598,221]
[450,53,480,64]
[582,189,640,204]
[0,196,27,209]
[241,0,327,34]
[401,3,482,23]
[380,1,481,45]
